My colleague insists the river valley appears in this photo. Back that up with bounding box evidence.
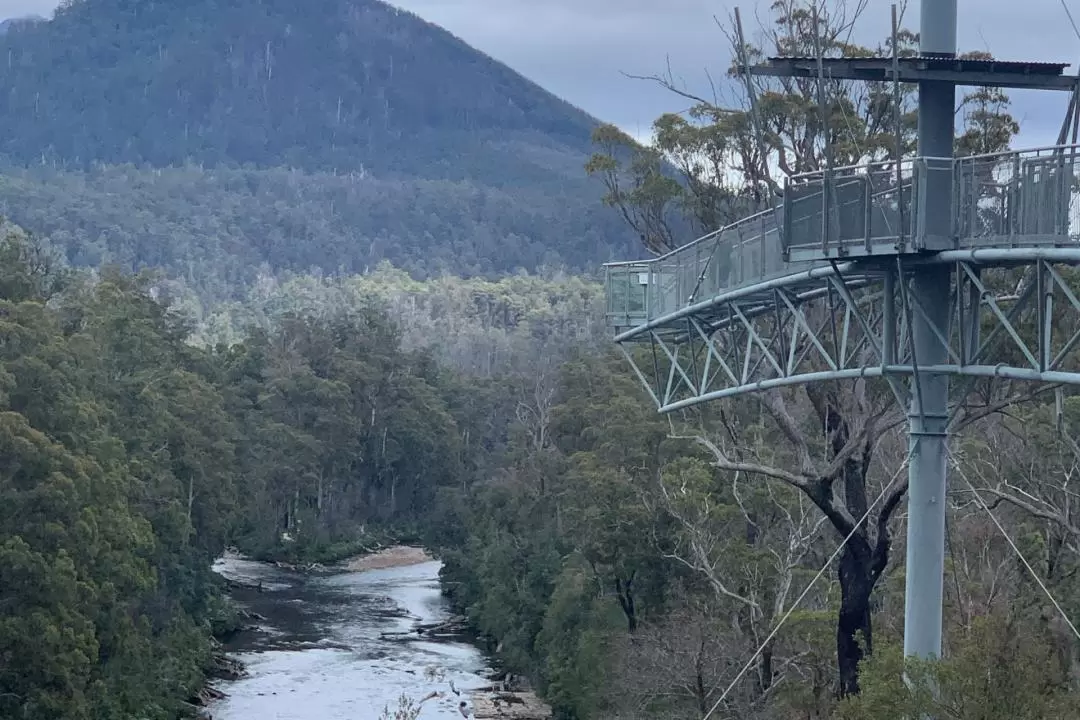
[209,553,492,719]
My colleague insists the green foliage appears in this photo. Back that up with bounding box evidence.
[219,303,464,559]
[0,227,470,716]
[536,560,622,718]
[839,615,1076,719]
[585,124,684,255]
[435,352,690,717]
[0,241,211,718]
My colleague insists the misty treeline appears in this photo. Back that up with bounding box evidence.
[0,162,632,302]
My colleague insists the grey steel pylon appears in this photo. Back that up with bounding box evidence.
[903,0,958,663]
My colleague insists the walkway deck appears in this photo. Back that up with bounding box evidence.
[605,144,1080,338]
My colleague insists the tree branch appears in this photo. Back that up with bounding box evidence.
[672,430,813,491]
[621,71,733,113]
[964,485,1080,540]
[951,384,1062,433]
[758,390,817,476]
[871,477,910,579]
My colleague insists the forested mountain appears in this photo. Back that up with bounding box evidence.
[0,0,637,289]
[0,0,595,178]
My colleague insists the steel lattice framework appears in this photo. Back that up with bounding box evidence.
[618,250,1080,414]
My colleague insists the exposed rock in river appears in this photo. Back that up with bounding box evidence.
[343,545,432,571]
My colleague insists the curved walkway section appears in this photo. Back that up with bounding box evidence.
[604,144,1080,411]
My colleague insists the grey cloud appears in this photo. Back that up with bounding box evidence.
[389,0,1078,145]
[0,0,53,18]
[390,0,732,133]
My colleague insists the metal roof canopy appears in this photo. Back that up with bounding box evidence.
[751,56,1077,91]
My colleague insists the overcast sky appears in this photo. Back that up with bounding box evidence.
[1,0,1078,146]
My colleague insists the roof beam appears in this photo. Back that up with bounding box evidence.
[751,57,1078,91]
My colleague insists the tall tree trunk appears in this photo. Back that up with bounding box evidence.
[816,391,892,698]
[836,543,873,696]
[615,574,638,632]
[185,472,195,544]
[695,642,708,716]
[757,637,775,694]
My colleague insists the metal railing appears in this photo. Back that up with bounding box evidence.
[605,209,792,328]
[605,261,651,330]
[953,144,1080,246]
[605,144,1080,329]
[784,158,918,254]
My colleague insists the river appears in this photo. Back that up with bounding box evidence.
[209,554,492,719]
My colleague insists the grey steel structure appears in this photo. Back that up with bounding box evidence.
[604,0,1080,666]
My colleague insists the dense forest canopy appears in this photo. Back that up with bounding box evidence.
[0,163,634,299]
[0,224,511,718]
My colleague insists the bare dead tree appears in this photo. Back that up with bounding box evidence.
[649,449,830,699]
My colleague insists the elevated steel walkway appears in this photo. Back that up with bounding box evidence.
[604,144,1080,411]
[612,13,1080,680]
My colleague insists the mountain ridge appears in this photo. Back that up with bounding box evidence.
[0,0,601,181]
[0,0,635,295]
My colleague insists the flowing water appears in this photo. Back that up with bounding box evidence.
[209,556,491,719]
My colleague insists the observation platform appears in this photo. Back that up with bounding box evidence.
[607,144,1080,335]
[604,144,1080,411]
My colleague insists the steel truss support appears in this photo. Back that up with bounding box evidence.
[619,256,1080,415]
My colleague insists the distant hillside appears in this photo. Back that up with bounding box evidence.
[0,0,597,181]
[0,0,635,290]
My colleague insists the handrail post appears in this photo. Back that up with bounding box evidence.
[759,214,766,281]
[864,174,873,253]
[1011,152,1021,246]
[821,173,831,253]
[782,180,793,259]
